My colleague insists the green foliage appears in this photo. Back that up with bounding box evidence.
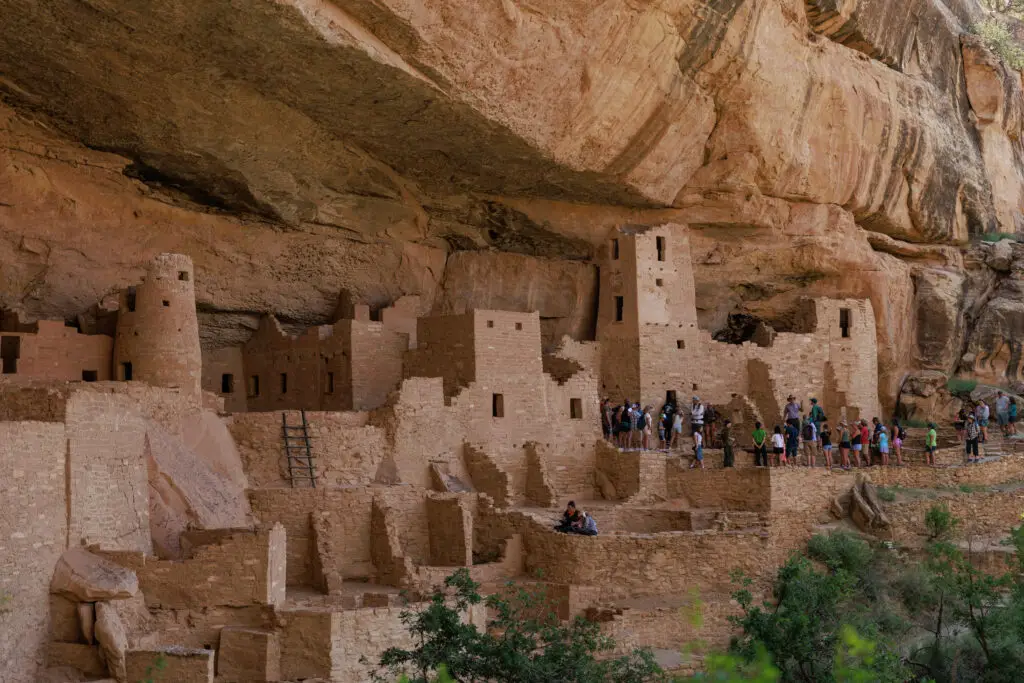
[876,487,897,503]
[946,377,979,395]
[139,654,167,683]
[974,18,1024,71]
[376,568,664,682]
[980,231,1020,243]
[981,0,1024,16]
[924,502,959,541]
[727,532,909,683]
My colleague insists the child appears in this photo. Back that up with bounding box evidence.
[878,426,890,467]
[925,422,938,467]
[820,421,833,470]
[689,429,705,470]
[752,421,768,467]
[771,425,785,466]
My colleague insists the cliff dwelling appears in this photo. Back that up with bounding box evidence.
[5,1,1024,682]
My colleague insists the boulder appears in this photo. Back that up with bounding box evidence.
[50,548,138,602]
[94,602,128,682]
[987,239,1015,273]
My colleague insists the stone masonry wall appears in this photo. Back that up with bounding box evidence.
[0,320,112,382]
[426,494,473,566]
[0,422,68,683]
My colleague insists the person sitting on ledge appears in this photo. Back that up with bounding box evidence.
[554,501,581,533]
[570,511,599,536]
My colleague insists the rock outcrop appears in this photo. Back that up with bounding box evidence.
[50,548,138,602]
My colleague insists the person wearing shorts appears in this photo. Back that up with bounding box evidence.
[671,411,684,450]
[891,419,904,466]
[689,429,705,469]
[838,422,852,469]
[851,424,863,467]
[771,426,785,466]
[785,422,799,466]
[925,422,938,466]
[820,421,833,470]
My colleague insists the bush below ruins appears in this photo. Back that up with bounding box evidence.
[720,505,1024,682]
[375,569,663,683]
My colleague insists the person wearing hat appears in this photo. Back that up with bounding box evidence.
[925,422,938,466]
[965,414,981,463]
[783,395,802,431]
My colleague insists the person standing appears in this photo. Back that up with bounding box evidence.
[976,401,990,443]
[809,398,825,428]
[860,420,871,467]
[689,428,705,470]
[671,410,684,450]
[628,403,641,450]
[878,426,890,467]
[752,421,768,467]
[783,395,802,430]
[1011,397,1019,436]
[954,404,968,442]
[721,418,735,468]
[851,420,863,467]
[772,425,786,466]
[801,417,818,467]
[600,399,613,442]
[690,396,705,439]
[965,414,981,464]
[820,421,834,470]
[617,402,631,449]
[641,406,654,451]
[838,421,851,469]
[891,419,904,466]
[705,403,718,446]
[785,420,799,467]
[925,422,938,467]
[996,391,1011,436]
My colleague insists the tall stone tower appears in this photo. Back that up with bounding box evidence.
[596,223,701,408]
[113,253,202,401]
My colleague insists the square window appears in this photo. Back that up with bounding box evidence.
[570,398,583,419]
[221,373,234,394]
[656,278,663,287]
[614,296,624,322]
[677,340,685,349]
[178,271,190,281]
[492,393,504,418]
[515,322,523,331]
[487,320,494,328]
[82,370,98,382]
[162,300,170,307]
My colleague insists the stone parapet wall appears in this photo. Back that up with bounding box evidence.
[667,466,771,511]
[885,490,1024,543]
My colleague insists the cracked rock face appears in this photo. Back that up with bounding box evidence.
[0,0,1023,413]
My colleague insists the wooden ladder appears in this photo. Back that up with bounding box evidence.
[282,410,316,488]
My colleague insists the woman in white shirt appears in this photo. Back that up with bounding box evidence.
[771,425,786,467]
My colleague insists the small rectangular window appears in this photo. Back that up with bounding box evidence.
[162,300,170,307]
[611,238,620,260]
[326,372,335,394]
[839,308,851,338]
[487,320,494,328]
[1,336,19,375]
[656,278,663,287]
[126,287,137,313]
[82,370,98,382]
[492,393,504,418]
[570,398,583,420]
[515,322,523,331]
[221,373,234,394]
[656,236,666,262]
[178,271,190,281]
[677,340,685,349]
[280,373,288,395]
[614,296,624,322]
[120,362,133,381]
[248,375,260,397]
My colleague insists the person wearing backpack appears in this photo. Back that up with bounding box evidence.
[891,419,905,466]
[801,417,818,467]
[809,398,826,428]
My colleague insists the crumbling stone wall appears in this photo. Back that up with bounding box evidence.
[0,320,112,382]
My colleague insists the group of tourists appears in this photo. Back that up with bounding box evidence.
[954,390,1017,463]
[553,500,599,536]
[600,394,943,471]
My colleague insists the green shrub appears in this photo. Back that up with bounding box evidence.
[876,487,897,503]
[925,502,959,541]
[974,18,1024,70]
[946,377,979,394]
